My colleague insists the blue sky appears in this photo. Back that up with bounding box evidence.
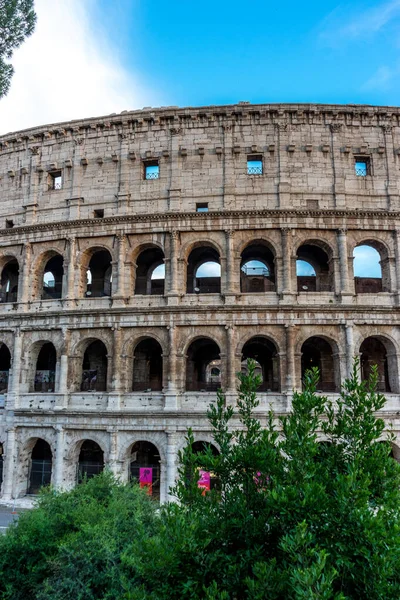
[93,0,400,108]
[2,0,400,133]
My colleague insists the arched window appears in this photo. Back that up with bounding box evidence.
[0,258,19,303]
[28,439,52,494]
[130,441,161,501]
[81,340,108,392]
[135,247,165,295]
[132,339,163,391]
[353,244,384,293]
[301,337,338,392]
[78,440,104,482]
[187,246,221,294]
[241,337,280,392]
[296,244,332,292]
[360,337,390,392]
[186,338,221,391]
[42,254,63,299]
[240,242,275,292]
[0,344,11,393]
[85,250,112,297]
[34,343,56,393]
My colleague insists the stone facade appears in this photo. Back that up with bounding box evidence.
[0,102,400,501]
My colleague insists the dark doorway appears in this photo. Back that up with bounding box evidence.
[34,343,56,392]
[132,339,163,391]
[28,439,52,494]
[78,440,104,482]
[186,338,221,391]
[81,341,108,391]
[130,441,161,501]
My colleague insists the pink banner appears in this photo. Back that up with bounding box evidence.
[139,467,153,495]
[197,470,211,494]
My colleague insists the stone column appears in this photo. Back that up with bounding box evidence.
[223,124,235,209]
[115,132,132,214]
[2,428,16,500]
[168,230,179,301]
[345,323,355,380]
[165,326,178,410]
[54,426,65,490]
[337,229,353,299]
[226,326,237,393]
[18,242,32,307]
[113,233,127,300]
[56,329,70,409]
[330,123,346,209]
[108,327,122,410]
[285,325,296,391]
[108,430,120,478]
[224,229,236,297]
[381,124,399,211]
[65,236,76,302]
[394,230,400,304]
[8,330,22,409]
[166,430,178,503]
[280,228,293,299]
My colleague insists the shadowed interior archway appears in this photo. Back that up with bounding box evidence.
[130,441,161,501]
[296,243,332,292]
[85,249,112,297]
[241,337,280,392]
[28,439,52,494]
[186,338,221,392]
[81,340,108,392]
[42,254,64,299]
[301,336,339,392]
[78,440,104,482]
[34,342,56,393]
[0,258,19,303]
[240,242,276,293]
[0,343,11,393]
[132,338,163,391]
[360,337,390,392]
[135,246,165,295]
[187,246,221,294]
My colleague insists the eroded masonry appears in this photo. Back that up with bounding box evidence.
[0,102,400,501]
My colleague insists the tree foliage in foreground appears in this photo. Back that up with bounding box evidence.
[1,361,400,599]
[0,0,36,98]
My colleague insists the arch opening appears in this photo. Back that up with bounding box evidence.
[0,344,11,393]
[135,247,165,295]
[301,337,338,392]
[130,441,161,501]
[42,254,63,299]
[81,340,108,392]
[240,243,275,293]
[78,440,104,483]
[85,250,112,297]
[34,342,56,393]
[360,337,390,392]
[186,338,221,392]
[0,259,19,303]
[191,441,220,492]
[132,338,163,392]
[28,439,52,494]
[297,244,332,292]
[353,245,384,293]
[241,337,280,392]
[187,246,221,294]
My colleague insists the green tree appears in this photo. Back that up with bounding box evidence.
[0,0,36,98]
[130,361,400,599]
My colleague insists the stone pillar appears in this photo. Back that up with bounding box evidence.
[226,326,237,393]
[345,323,355,380]
[394,230,400,304]
[65,236,76,302]
[168,230,179,299]
[280,228,293,299]
[54,426,65,490]
[224,229,236,297]
[18,242,32,307]
[56,329,70,409]
[223,124,235,209]
[8,330,22,409]
[276,122,291,208]
[337,229,353,300]
[2,428,16,500]
[330,123,346,209]
[113,233,126,300]
[165,326,178,410]
[285,325,296,391]
[108,327,122,410]
[166,430,178,503]
[115,131,132,214]
[108,430,120,478]
[381,124,399,211]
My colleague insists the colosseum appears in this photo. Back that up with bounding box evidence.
[0,101,399,501]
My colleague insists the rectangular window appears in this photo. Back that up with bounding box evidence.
[247,155,263,175]
[94,209,104,219]
[196,203,209,212]
[49,171,62,190]
[354,157,370,177]
[5,220,14,229]
[144,161,159,180]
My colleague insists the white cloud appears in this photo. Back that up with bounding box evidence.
[319,0,400,45]
[0,0,160,135]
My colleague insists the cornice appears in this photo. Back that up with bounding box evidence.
[1,101,399,145]
[0,208,399,239]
